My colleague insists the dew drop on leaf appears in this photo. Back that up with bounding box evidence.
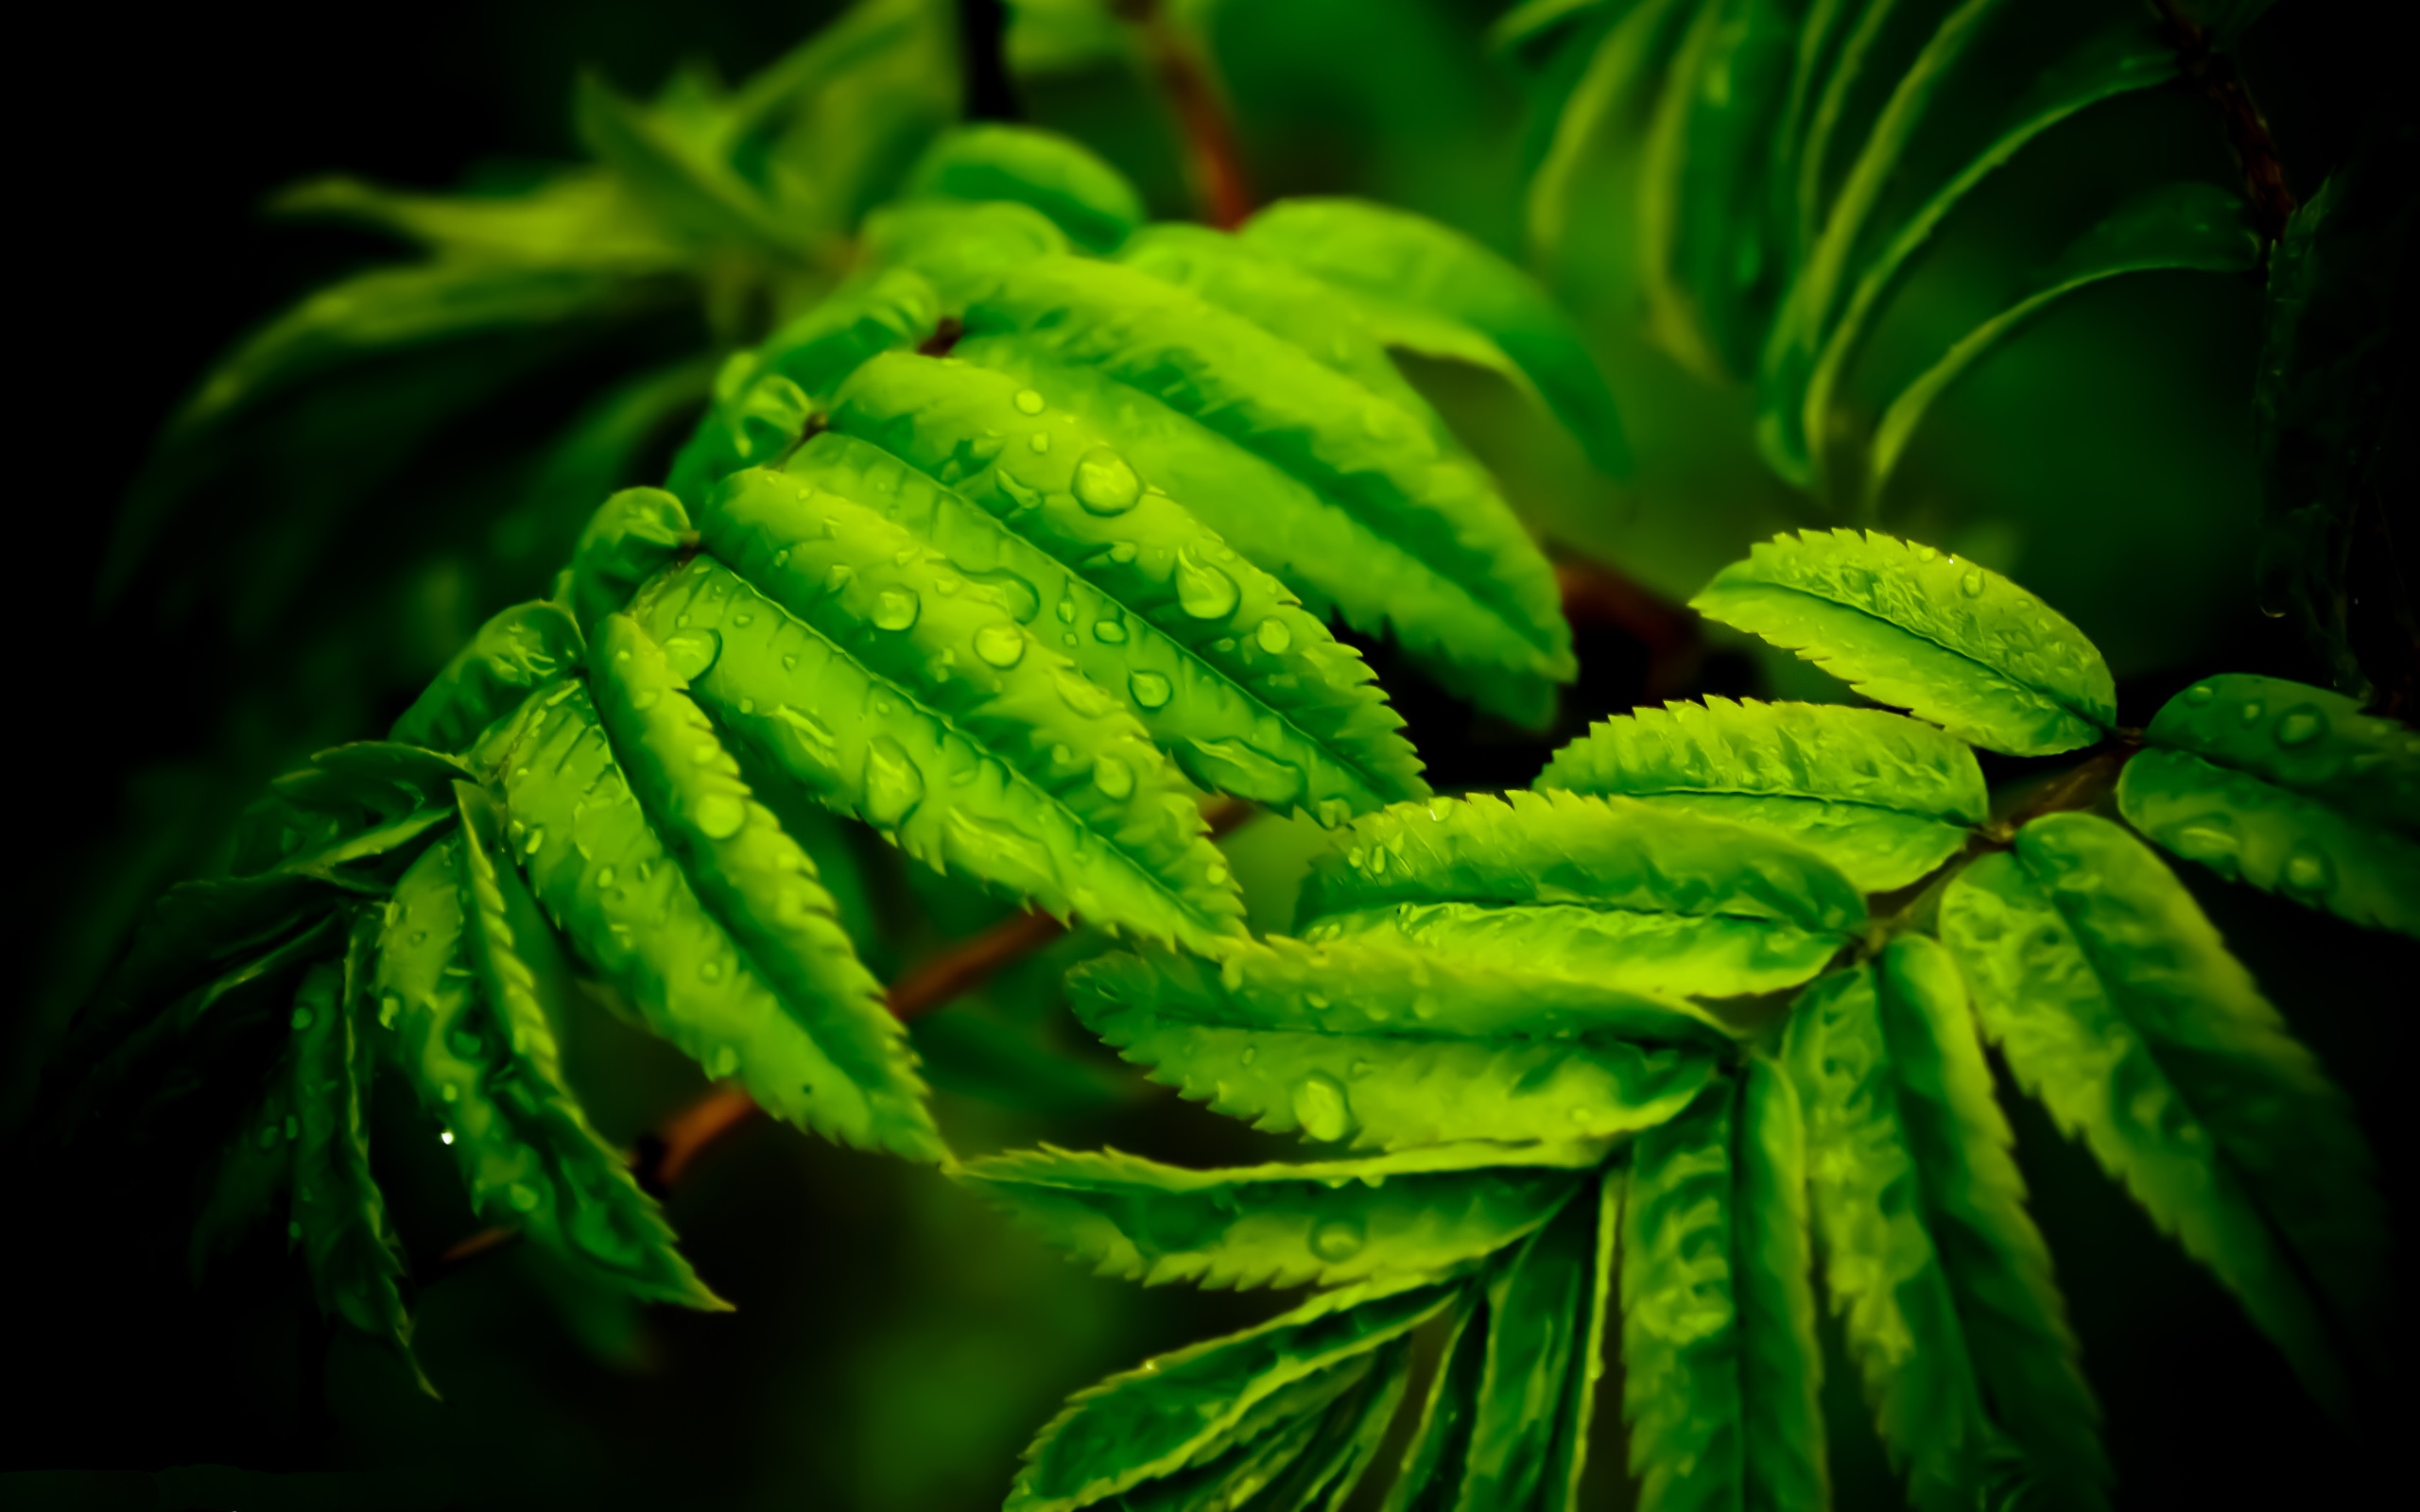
[2184,683,2215,706]
[523,829,545,856]
[1072,446,1142,515]
[1309,1217,1367,1263]
[2282,842,2334,896]
[1093,756,1134,799]
[1028,432,1050,453]
[1255,618,1291,654]
[863,735,925,826]
[873,589,921,631]
[509,1183,542,1213]
[1012,387,1046,415]
[2273,705,2326,747]
[1129,670,1173,709]
[290,1006,313,1031]
[1174,548,1240,620]
[974,624,1027,668]
[695,794,747,839]
[1093,617,1128,644]
[2238,700,2265,726]
[662,628,721,681]
[1960,570,1985,598]
[1290,1074,1351,1142]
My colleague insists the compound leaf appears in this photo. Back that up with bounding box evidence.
[273,169,684,269]
[1621,1063,1826,1512]
[1538,697,1986,891]
[1010,1276,1461,1512]
[958,1143,1593,1291]
[821,352,1427,819]
[1691,530,2115,755]
[1787,938,2104,1512]
[389,602,588,755]
[1068,936,1723,1151]
[1939,812,2388,1414]
[1455,1177,1612,1511]
[905,123,1146,253]
[2118,674,2420,936]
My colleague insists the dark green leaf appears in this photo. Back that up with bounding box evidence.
[389,602,587,755]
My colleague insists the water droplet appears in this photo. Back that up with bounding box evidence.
[523,829,545,856]
[824,563,855,594]
[290,1006,313,1031]
[1094,756,1135,799]
[863,735,925,827]
[596,866,616,889]
[1290,1074,1351,1142]
[2274,705,2326,747]
[1960,570,1986,598]
[1309,1216,1367,1263]
[1239,1046,1257,1066]
[2281,842,2333,896]
[1254,617,1291,654]
[1174,548,1240,620]
[1072,446,1142,515]
[695,794,747,839]
[1056,598,1076,624]
[1129,670,1173,709]
[873,589,920,631]
[661,628,721,681]
[974,623,1027,668]
[1012,387,1046,415]
[2184,683,2216,706]
[1347,1057,1373,1080]
[1094,618,1128,644]
[509,1183,542,1212]
[708,1044,740,1078]
[1028,432,1050,454]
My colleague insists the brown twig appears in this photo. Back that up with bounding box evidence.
[2153,0,2294,251]
[429,798,1257,1278]
[1115,0,1253,229]
[1554,558,1703,701]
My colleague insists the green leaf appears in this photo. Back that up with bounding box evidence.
[1863,180,2259,510]
[1779,10,2183,496]
[1068,936,1724,1151]
[584,612,940,1159]
[2118,674,2420,936]
[570,486,699,631]
[1938,811,2388,1415]
[1239,197,1631,477]
[389,602,587,754]
[285,942,426,1393]
[1786,939,2105,1512]
[1383,1287,1487,1512]
[1690,529,2116,755]
[959,257,1576,726]
[1455,1177,1613,1511]
[1010,1276,1461,1512]
[230,743,472,889]
[166,262,648,441]
[573,72,807,257]
[188,1076,295,1284]
[1620,1063,1826,1512]
[905,123,1146,253]
[1538,696,1987,892]
[273,170,685,269]
[1299,791,1865,935]
[1522,0,1692,280]
[958,1143,1593,1290]
[635,467,1246,949]
[820,352,1428,819]
[861,197,1070,301]
[377,834,720,1308]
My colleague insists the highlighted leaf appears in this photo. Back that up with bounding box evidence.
[377,834,717,1308]
[1069,936,1723,1151]
[905,123,1146,252]
[1787,940,2105,1512]
[1458,1177,1614,1510]
[821,352,1427,819]
[638,467,1245,949]
[1691,530,2115,754]
[1539,696,1986,891]
[1010,1276,1461,1512]
[389,602,588,756]
[1621,1064,1826,1512]
[2118,674,2420,936]
[1939,812,2387,1414]
[958,1143,1591,1290]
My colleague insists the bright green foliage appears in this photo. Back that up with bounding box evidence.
[1691,529,2117,755]
[389,602,587,754]
[2118,674,2420,936]
[1537,696,1986,891]
[1939,813,2386,1415]
[904,123,1147,252]
[285,947,424,1392]
[818,352,1428,819]
[1620,1064,1825,1512]
[1453,1187,1609,1511]
[958,1143,1593,1290]
[1070,936,1725,1150]
[1009,1276,1459,1512]
[1236,197,1633,476]
[1787,939,2104,1512]
[570,487,699,633]
[959,256,1579,726]
[378,835,718,1308]
[1297,790,1860,1000]
[661,467,1244,949]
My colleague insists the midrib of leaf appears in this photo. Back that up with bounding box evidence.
[1108,995,1699,1049]
[1317,895,1851,936]
[626,560,1230,943]
[1595,781,1976,822]
[1728,573,2107,733]
[819,422,1411,808]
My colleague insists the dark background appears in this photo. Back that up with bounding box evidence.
[7,1,2409,1507]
